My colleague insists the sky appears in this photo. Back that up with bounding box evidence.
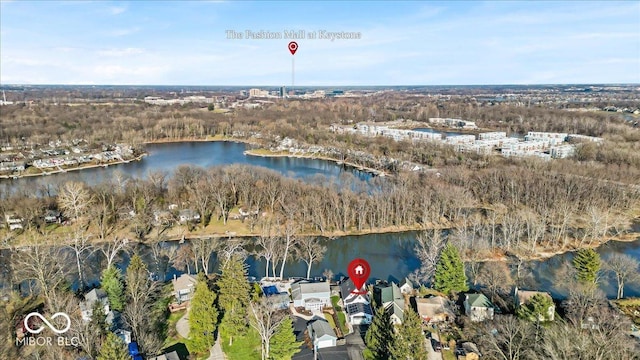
[1,1,639,86]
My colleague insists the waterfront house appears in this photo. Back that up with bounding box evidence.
[291,280,331,311]
[80,289,110,322]
[178,209,200,223]
[464,294,494,322]
[399,277,414,295]
[341,278,373,325]
[44,210,62,224]
[262,285,290,310]
[414,296,455,325]
[514,287,555,321]
[373,281,404,309]
[4,214,23,230]
[172,274,198,304]
[307,319,338,349]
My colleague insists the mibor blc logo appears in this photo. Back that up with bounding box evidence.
[24,312,71,334]
[18,312,78,347]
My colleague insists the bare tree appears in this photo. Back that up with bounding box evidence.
[255,232,279,279]
[12,237,71,308]
[249,297,288,360]
[219,237,248,266]
[603,253,640,299]
[174,243,194,274]
[57,181,92,222]
[293,236,327,279]
[412,230,445,284]
[191,237,219,274]
[66,229,96,290]
[471,315,536,360]
[99,237,130,268]
[477,261,514,306]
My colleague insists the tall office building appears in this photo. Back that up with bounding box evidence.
[280,86,286,98]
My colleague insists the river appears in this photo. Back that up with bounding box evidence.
[0,141,638,300]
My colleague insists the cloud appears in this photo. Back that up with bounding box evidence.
[108,5,127,15]
[97,47,145,57]
[108,27,141,37]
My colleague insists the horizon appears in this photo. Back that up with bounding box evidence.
[1,1,639,86]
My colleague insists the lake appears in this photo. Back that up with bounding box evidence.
[0,141,372,193]
[0,141,638,300]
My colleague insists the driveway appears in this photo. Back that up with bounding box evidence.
[426,331,443,360]
[176,310,190,338]
[344,325,367,360]
[292,316,351,360]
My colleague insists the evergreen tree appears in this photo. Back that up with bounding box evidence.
[390,307,427,360]
[189,273,219,353]
[218,255,251,346]
[573,248,601,285]
[516,293,554,322]
[97,332,129,360]
[269,316,301,360]
[433,244,468,294]
[101,265,125,311]
[364,303,393,360]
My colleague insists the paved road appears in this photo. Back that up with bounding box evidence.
[208,333,227,360]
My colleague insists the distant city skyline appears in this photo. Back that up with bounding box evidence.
[1,1,638,86]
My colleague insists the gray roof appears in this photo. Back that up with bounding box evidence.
[148,351,180,360]
[172,274,198,293]
[84,288,107,303]
[307,319,337,340]
[291,281,330,300]
[386,302,404,322]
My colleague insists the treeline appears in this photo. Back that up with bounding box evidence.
[2,164,638,258]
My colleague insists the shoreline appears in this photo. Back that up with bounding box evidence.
[243,148,389,177]
[0,154,147,180]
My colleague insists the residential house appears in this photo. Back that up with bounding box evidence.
[464,294,494,322]
[114,328,132,344]
[372,281,405,324]
[148,351,180,360]
[172,274,198,304]
[4,214,23,230]
[399,277,414,295]
[414,296,455,325]
[44,210,62,224]
[291,280,331,311]
[373,281,404,308]
[80,289,110,322]
[307,319,338,349]
[514,287,555,321]
[262,285,290,310]
[178,209,200,223]
[341,278,373,325]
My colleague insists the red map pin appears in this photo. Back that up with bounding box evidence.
[347,258,370,295]
[288,41,298,55]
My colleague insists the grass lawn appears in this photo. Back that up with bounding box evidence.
[221,328,261,360]
[163,310,187,348]
[330,296,348,333]
[442,350,457,360]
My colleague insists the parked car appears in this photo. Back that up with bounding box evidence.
[432,340,442,352]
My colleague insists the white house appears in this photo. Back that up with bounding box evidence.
[340,278,373,325]
[5,214,23,230]
[307,319,337,349]
[178,209,200,223]
[172,274,198,303]
[80,289,111,322]
[291,280,331,311]
[464,294,494,322]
